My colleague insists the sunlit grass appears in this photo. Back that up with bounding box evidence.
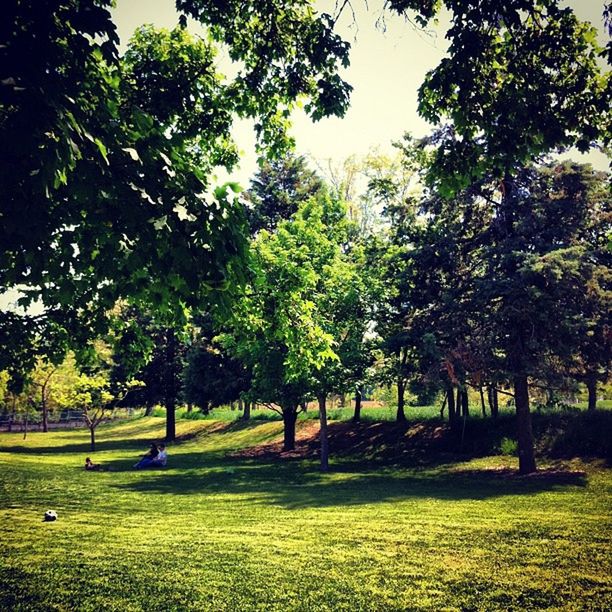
[1,418,610,610]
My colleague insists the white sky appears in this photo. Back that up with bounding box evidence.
[111,0,610,185]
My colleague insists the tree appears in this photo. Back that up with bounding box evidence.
[222,193,347,451]
[25,355,82,433]
[382,1,611,189]
[246,154,324,234]
[403,157,611,471]
[365,153,419,423]
[1,0,352,384]
[380,1,610,473]
[182,314,252,415]
[110,307,187,441]
[64,373,143,451]
[309,228,367,469]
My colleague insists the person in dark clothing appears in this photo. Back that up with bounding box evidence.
[134,443,159,469]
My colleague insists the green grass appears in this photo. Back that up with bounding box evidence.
[1,417,610,611]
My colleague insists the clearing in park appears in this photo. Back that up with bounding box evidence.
[1,414,610,611]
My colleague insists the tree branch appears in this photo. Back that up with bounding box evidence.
[263,402,283,416]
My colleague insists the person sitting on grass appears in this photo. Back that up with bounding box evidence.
[134,443,158,469]
[84,457,101,471]
[152,444,167,468]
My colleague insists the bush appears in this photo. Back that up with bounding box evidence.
[499,437,518,456]
[536,411,612,461]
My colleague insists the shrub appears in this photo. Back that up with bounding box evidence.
[499,437,518,456]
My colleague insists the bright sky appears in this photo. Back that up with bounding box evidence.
[111,0,610,185]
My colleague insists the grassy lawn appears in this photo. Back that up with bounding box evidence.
[1,417,610,611]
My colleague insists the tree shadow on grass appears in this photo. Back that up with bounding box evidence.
[112,453,587,509]
[0,420,232,455]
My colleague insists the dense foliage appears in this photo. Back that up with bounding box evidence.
[1,1,610,474]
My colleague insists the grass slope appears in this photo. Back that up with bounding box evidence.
[0,417,610,611]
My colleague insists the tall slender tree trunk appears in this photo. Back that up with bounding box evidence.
[514,374,537,474]
[166,397,176,442]
[89,426,96,452]
[586,374,597,412]
[8,396,15,432]
[479,386,486,417]
[501,173,537,474]
[447,386,456,427]
[318,394,329,472]
[456,387,462,418]
[41,397,49,433]
[488,386,499,420]
[439,392,448,419]
[165,328,176,442]
[492,387,499,419]
[243,401,251,421]
[461,388,469,417]
[353,387,362,423]
[281,405,297,451]
[396,377,407,423]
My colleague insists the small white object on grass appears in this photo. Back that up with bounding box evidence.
[44,510,57,522]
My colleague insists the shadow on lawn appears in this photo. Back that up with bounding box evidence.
[112,452,587,509]
[0,419,231,455]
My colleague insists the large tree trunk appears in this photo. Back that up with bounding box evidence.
[318,394,329,472]
[144,403,153,417]
[514,374,537,474]
[396,377,407,423]
[165,328,176,442]
[352,387,362,423]
[586,374,597,412]
[281,405,298,451]
[89,426,96,452]
[243,401,251,421]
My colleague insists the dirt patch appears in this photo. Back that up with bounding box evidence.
[230,420,458,464]
[230,421,320,460]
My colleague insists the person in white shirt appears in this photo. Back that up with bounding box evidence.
[153,444,167,467]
